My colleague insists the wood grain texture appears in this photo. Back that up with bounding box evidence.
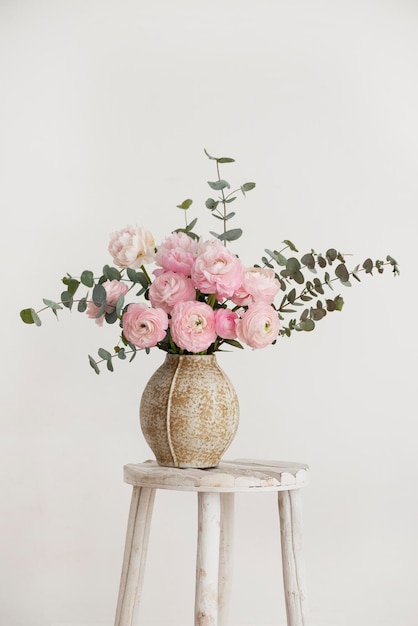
[195,492,221,626]
[218,493,234,626]
[114,459,310,626]
[278,489,308,626]
[114,487,156,626]
[123,459,309,493]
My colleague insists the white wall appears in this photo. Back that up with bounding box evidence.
[1,1,417,625]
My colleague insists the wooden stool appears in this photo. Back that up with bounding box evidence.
[114,459,309,626]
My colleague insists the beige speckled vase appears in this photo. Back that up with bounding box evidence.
[139,354,239,469]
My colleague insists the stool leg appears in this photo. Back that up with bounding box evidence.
[278,489,308,626]
[195,492,221,626]
[114,486,156,626]
[218,493,234,626]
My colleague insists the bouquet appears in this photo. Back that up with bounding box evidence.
[20,150,399,373]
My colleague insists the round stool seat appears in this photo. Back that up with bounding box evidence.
[124,458,309,492]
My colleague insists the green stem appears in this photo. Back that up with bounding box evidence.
[206,293,217,309]
[141,265,152,285]
[216,160,227,245]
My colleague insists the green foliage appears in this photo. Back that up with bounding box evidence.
[19,150,399,372]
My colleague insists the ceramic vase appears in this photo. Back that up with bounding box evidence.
[139,353,239,468]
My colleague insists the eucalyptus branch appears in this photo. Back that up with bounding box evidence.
[19,150,398,373]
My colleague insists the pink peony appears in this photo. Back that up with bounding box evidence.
[232,267,281,306]
[122,303,168,348]
[86,279,129,326]
[191,239,244,300]
[235,302,280,349]
[108,225,155,269]
[214,308,238,339]
[170,301,217,353]
[155,232,199,276]
[149,271,196,313]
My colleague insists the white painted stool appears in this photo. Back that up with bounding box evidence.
[114,459,309,626]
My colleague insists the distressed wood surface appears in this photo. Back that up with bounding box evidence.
[114,487,155,626]
[115,459,310,626]
[278,489,309,626]
[124,459,309,493]
[195,492,221,626]
[218,493,234,626]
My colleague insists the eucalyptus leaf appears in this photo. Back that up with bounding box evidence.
[217,228,243,242]
[81,270,94,287]
[98,347,112,360]
[335,263,350,282]
[261,256,274,268]
[205,198,218,210]
[102,265,121,281]
[42,299,63,310]
[62,277,80,296]
[326,248,338,263]
[296,319,315,331]
[88,355,100,375]
[288,288,296,304]
[265,249,287,266]
[77,297,87,313]
[93,283,107,306]
[311,307,327,321]
[222,338,244,349]
[115,294,125,316]
[283,240,298,252]
[241,182,256,194]
[186,217,198,231]
[176,198,193,210]
[207,179,230,191]
[363,258,373,274]
[313,278,324,295]
[301,253,315,270]
[293,270,305,285]
[300,309,309,321]
[20,308,36,325]
[127,268,140,283]
[105,310,118,324]
[61,291,73,309]
[117,347,126,360]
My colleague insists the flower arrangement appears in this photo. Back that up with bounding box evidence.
[20,150,399,373]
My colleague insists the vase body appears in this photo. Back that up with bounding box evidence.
[139,354,239,468]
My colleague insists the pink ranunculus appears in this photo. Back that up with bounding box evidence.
[148,271,196,313]
[155,232,199,276]
[235,302,280,349]
[170,301,217,353]
[191,238,244,300]
[108,225,155,269]
[214,308,238,340]
[86,279,129,326]
[231,267,281,306]
[122,303,168,348]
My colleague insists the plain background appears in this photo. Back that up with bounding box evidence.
[1,1,417,625]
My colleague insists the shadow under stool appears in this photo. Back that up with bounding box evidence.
[114,459,309,626]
